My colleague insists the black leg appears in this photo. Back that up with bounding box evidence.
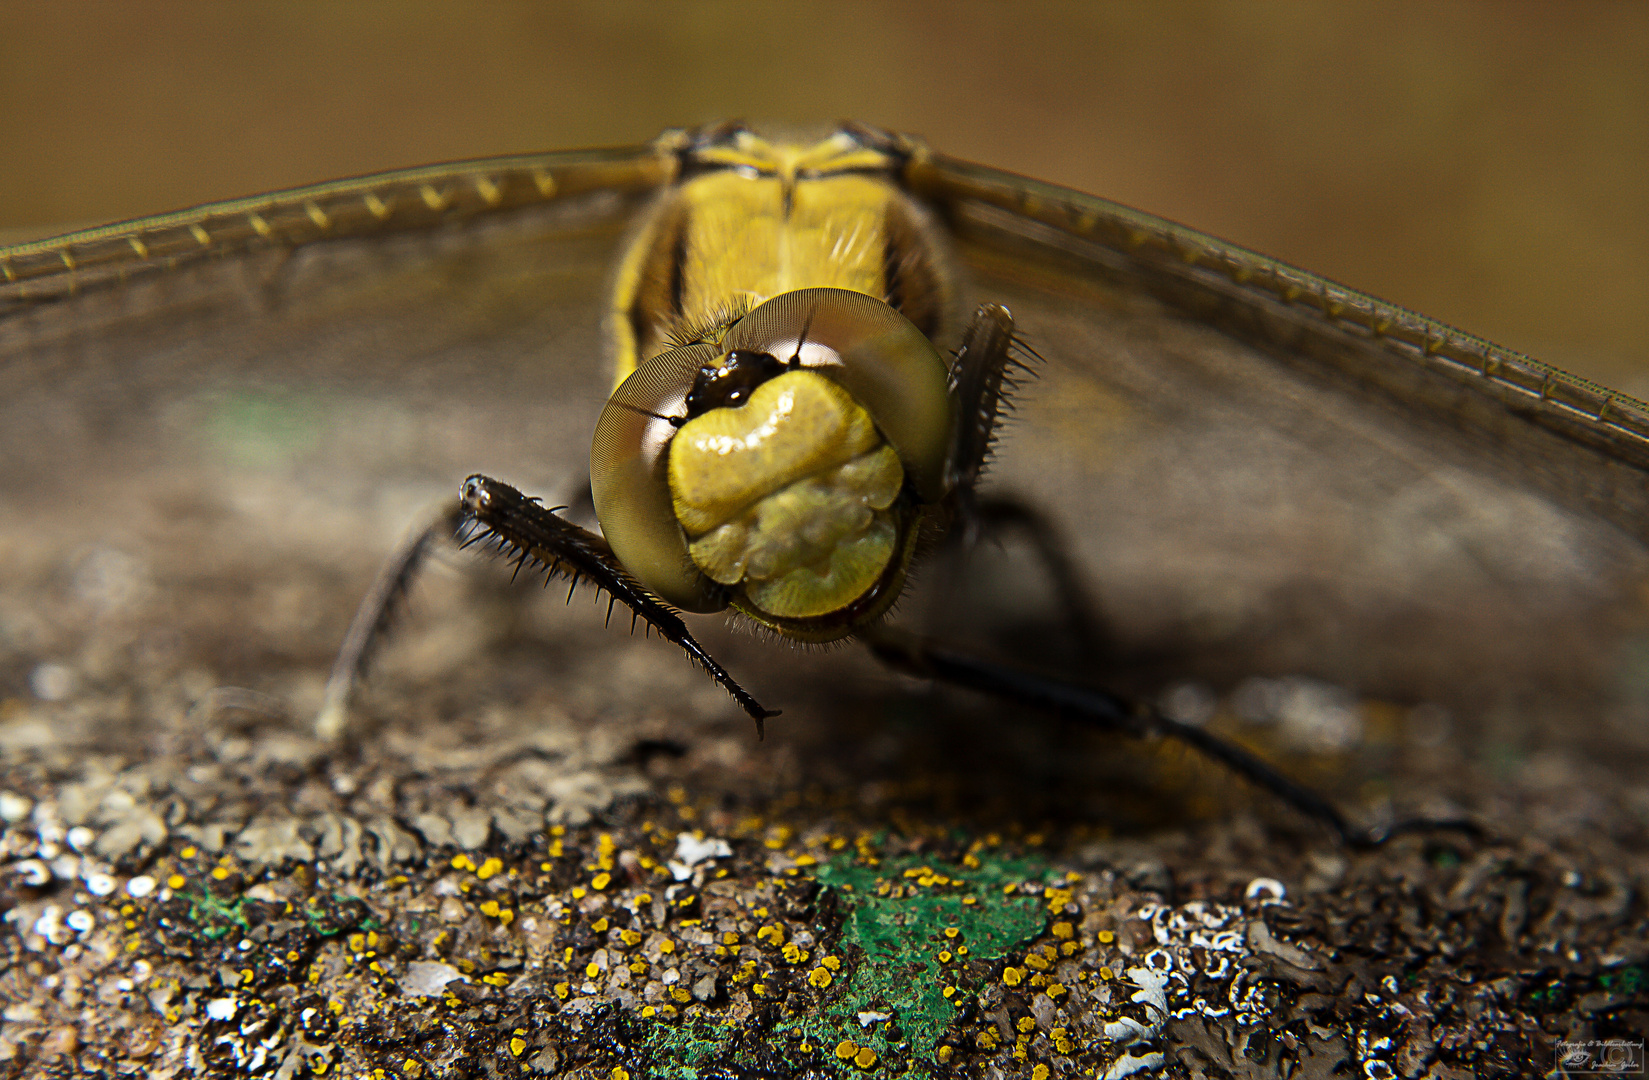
[456,475,777,734]
[938,307,1110,649]
[932,493,1110,660]
[935,305,1108,662]
[946,302,1039,540]
[315,500,466,739]
[860,626,1482,849]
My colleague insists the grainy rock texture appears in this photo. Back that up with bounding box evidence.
[1,625,1645,1078]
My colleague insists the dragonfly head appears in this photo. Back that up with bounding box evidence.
[591,288,953,639]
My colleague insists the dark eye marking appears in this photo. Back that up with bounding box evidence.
[684,350,787,417]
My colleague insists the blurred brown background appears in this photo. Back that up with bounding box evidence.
[2,1,1644,394]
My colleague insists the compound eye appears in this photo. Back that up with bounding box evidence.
[723,288,953,502]
[590,341,727,613]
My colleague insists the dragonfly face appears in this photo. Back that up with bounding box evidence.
[2,121,1647,780]
[592,287,951,637]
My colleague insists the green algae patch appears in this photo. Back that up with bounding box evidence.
[145,878,371,994]
[631,847,1049,1078]
[167,880,369,944]
[635,1017,737,1078]
[785,851,1049,1074]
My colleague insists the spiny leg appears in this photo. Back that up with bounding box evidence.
[457,475,777,733]
[946,302,1035,538]
[314,475,774,739]
[315,500,466,739]
[861,626,1482,849]
[939,306,1107,659]
[919,306,1475,844]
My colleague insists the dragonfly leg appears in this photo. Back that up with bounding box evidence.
[859,625,1482,849]
[945,302,1039,538]
[936,306,1107,657]
[455,475,777,734]
[930,492,1110,662]
[315,500,466,739]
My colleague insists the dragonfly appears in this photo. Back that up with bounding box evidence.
[3,122,1645,846]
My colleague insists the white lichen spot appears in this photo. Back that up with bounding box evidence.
[1103,1051,1167,1080]
[671,832,733,878]
[31,906,69,945]
[14,860,50,887]
[1245,877,1286,904]
[83,872,117,897]
[29,663,77,702]
[0,791,32,823]
[400,962,468,998]
[1104,966,1169,1043]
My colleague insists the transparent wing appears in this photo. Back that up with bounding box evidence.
[0,146,672,731]
[918,152,1649,751]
